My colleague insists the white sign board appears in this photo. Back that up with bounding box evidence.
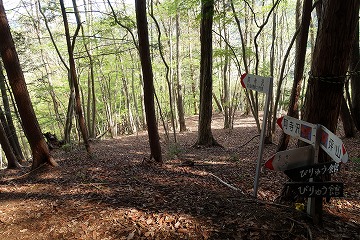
[240,73,271,94]
[240,73,273,198]
[319,125,348,163]
[265,145,314,171]
[277,116,317,145]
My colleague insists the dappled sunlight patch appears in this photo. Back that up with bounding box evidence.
[0,113,359,239]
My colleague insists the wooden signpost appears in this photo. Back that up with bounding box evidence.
[240,73,273,197]
[266,115,347,223]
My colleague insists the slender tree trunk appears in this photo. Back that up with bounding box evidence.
[26,0,64,133]
[0,119,19,169]
[195,0,220,147]
[340,95,356,137]
[0,1,57,169]
[277,0,312,151]
[265,1,277,143]
[175,12,186,132]
[135,0,162,163]
[60,0,91,153]
[188,11,197,115]
[64,81,75,144]
[0,62,24,162]
[222,21,230,129]
[230,0,260,131]
[119,57,136,134]
[39,1,72,142]
[82,0,96,138]
[149,0,176,142]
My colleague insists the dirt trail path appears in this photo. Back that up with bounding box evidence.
[0,113,359,239]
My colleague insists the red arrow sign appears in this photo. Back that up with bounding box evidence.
[265,145,314,171]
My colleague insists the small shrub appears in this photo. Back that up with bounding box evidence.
[61,143,73,152]
[166,143,183,160]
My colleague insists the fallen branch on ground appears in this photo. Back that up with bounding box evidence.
[209,173,245,194]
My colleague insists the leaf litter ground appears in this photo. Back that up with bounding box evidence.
[0,113,359,239]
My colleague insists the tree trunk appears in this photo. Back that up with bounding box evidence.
[60,0,91,153]
[175,12,186,132]
[64,82,75,144]
[222,28,230,129]
[302,0,359,224]
[0,119,19,169]
[27,1,64,134]
[0,62,24,162]
[265,1,277,143]
[340,95,356,137]
[195,0,220,147]
[0,0,57,169]
[350,22,360,130]
[131,63,142,129]
[188,11,198,115]
[230,0,260,131]
[277,0,312,151]
[120,57,136,134]
[135,0,162,163]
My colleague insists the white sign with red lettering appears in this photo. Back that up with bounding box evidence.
[240,73,271,94]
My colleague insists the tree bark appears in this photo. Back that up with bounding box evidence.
[277,0,312,151]
[302,0,359,224]
[340,95,356,137]
[188,11,197,115]
[135,0,162,163]
[195,0,220,147]
[0,119,19,169]
[303,1,359,132]
[0,0,57,169]
[175,12,186,132]
[60,0,91,153]
[0,62,24,162]
[350,22,360,130]
[149,0,176,142]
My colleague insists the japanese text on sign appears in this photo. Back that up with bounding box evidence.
[299,162,339,179]
[240,73,271,94]
[284,161,340,181]
[319,126,348,163]
[277,116,317,145]
[286,182,344,197]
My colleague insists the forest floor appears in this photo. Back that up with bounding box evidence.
[0,113,359,240]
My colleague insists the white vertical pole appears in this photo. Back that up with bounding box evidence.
[253,78,273,197]
[307,124,321,217]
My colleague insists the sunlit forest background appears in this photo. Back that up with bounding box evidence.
[1,0,319,164]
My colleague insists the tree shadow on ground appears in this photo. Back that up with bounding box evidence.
[0,114,359,239]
